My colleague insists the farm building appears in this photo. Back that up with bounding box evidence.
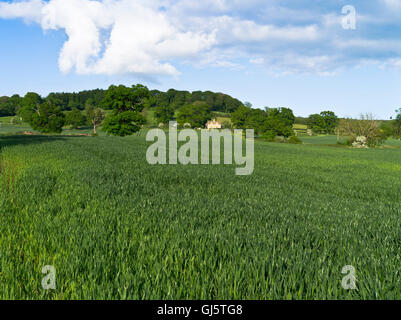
[206,119,222,129]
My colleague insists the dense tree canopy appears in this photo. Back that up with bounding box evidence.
[231,105,252,130]
[147,89,243,113]
[18,92,44,123]
[264,107,296,138]
[45,89,106,111]
[231,106,296,138]
[22,101,65,133]
[0,86,244,122]
[307,111,339,134]
[101,84,149,136]
[15,92,66,133]
[0,95,22,116]
[154,105,175,124]
[65,108,87,129]
[176,103,212,128]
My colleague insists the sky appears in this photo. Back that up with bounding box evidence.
[1,1,401,118]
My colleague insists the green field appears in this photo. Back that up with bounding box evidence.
[300,135,401,147]
[1,133,401,299]
[0,123,34,135]
[300,135,345,145]
[0,116,16,124]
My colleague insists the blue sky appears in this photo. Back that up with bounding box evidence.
[1,0,401,118]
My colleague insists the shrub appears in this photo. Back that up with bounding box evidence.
[337,114,387,147]
[351,136,369,149]
[288,135,302,144]
[221,119,232,129]
[261,130,276,141]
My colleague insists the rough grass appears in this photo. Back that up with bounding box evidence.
[0,117,107,137]
[0,134,401,299]
[0,123,34,135]
[293,124,308,130]
[300,135,347,145]
[0,116,16,124]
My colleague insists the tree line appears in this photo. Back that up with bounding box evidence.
[307,110,401,147]
[0,84,335,143]
[3,83,399,146]
[0,85,247,136]
[0,88,243,117]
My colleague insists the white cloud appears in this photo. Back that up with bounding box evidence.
[0,0,326,76]
[0,0,218,76]
[207,16,319,43]
[1,0,401,77]
[0,0,44,22]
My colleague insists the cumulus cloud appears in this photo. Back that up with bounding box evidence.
[1,0,401,76]
[0,0,219,76]
[0,0,44,22]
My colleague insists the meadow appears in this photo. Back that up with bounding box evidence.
[300,135,401,147]
[1,129,401,300]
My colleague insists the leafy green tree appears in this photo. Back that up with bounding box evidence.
[232,105,295,138]
[307,114,324,133]
[85,105,105,135]
[46,93,64,109]
[231,105,252,129]
[65,108,87,129]
[10,94,23,114]
[308,111,338,134]
[17,93,65,133]
[154,105,175,124]
[379,121,395,139]
[102,111,145,136]
[29,102,65,133]
[247,108,268,135]
[0,95,22,116]
[320,111,339,133]
[0,97,14,116]
[18,92,43,123]
[176,103,211,128]
[264,107,296,138]
[22,92,42,108]
[101,84,149,136]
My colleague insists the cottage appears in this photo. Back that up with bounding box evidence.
[206,119,222,129]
